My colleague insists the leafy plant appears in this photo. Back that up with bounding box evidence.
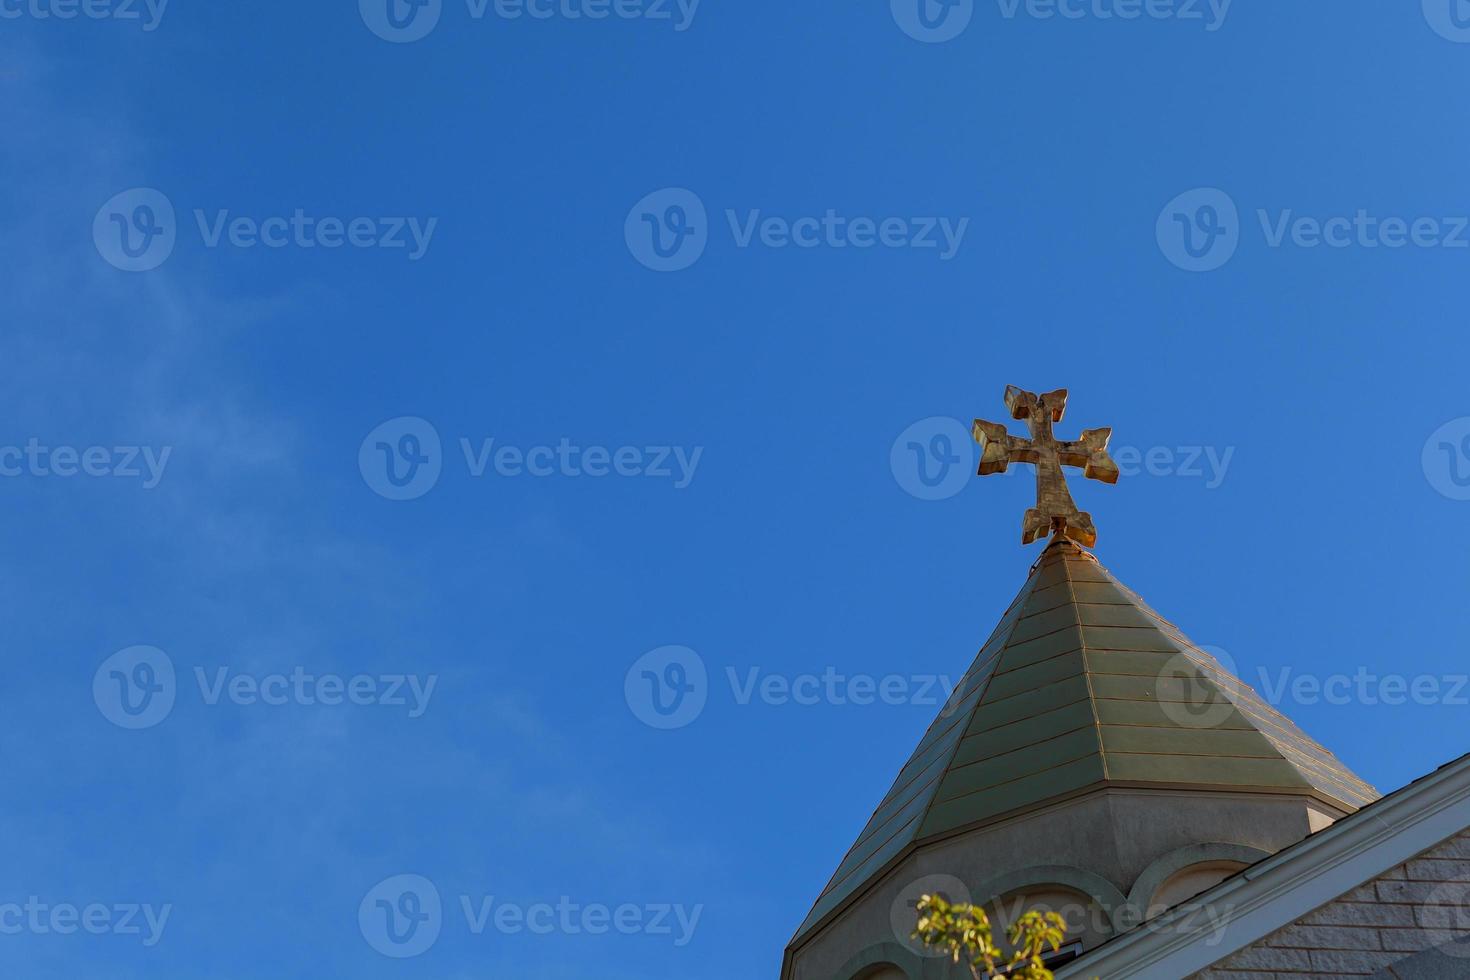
[912,893,1067,980]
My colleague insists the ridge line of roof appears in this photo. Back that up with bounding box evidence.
[1066,546,1110,782]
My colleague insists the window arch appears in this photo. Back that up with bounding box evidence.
[1124,843,1273,926]
[836,941,922,980]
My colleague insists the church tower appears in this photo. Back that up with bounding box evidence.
[782,388,1377,980]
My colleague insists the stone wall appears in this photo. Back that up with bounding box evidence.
[1193,831,1470,978]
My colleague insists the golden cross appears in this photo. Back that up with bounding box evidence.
[973,386,1119,548]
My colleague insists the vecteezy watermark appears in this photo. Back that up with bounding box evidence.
[193,667,436,717]
[359,417,443,501]
[994,0,1231,30]
[625,188,970,272]
[360,875,442,958]
[1159,187,1470,272]
[1257,210,1470,251]
[0,0,168,31]
[358,417,704,500]
[1156,646,1240,729]
[359,0,698,43]
[1424,0,1470,43]
[459,438,701,487]
[1255,667,1470,708]
[890,417,976,501]
[889,416,1234,499]
[93,189,177,272]
[358,874,701,958]
[624,646,957,729]
[1156,188,1240,272]
[93,646,176,730]
[1153,645,1470,729]
[624,646,708,730]
[891,0,974,43]
[1423,417,1470,501]
[1417,878,1470,959]
[93,647,438,729]
[93,189,437,272]
[891,874,973,956]
[624,188,708,272]
[891,0,1230,43]
[1112,445,1233,489]
[0,899,171,946]
[0,440,171,489]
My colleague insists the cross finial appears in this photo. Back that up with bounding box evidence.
[973,386,1119,548]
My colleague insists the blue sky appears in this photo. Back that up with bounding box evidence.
[4,1,1470,977]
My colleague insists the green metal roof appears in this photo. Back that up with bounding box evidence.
[790,538,1379,948]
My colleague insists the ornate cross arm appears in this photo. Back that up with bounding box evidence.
[973,419,1030,476]
[1056,428,1121,485]
[972,386,1119,548]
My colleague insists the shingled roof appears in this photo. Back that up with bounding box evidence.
[790,537,1379,947]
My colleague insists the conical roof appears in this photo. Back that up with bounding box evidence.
[791,538,1378,946]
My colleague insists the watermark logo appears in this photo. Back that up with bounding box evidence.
[1157,646,1470,714]
[461,895,701,945]
[891,874,972,956]
[1157,645,1239,729]
[1161,188,1470,271]
[0,899,171,946]
[1417,878,1470,958]
[93,645,176,730]
[0,0,168,30]
[361,875,700,950]
[626,188,708,272]
[625,648,956,729]
[193,210,437,258]
[627,189,970,271]
[1114,444,1234,488]
[361,0,696,40]
[194,667,436,716]
[362,423,703,499]
[360,417,443,500]
[727,667,954,709]
[1258,210,1470,251]
[725,209,968,259]
[1425,0,1470,42]
[891,417,974,500]
[891,0,973,43]
[625,645,708,730]
[1424,417,1470,501]
[360,874,442,958]
[0,440,171,488]
[1157,188,1239,272]
[996,0,1231,30]
[459,438,701,487]
[95,189,437,270]
[93,188,176,273]
[1256,667,1470,707]
[95,650,436,727]
[360,0,443,41]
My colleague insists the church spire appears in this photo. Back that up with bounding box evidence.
[783,398,1380,976]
